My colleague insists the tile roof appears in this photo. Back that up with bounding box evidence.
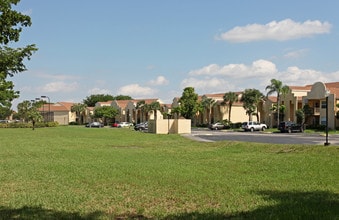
[325,82,339,97]
[39,102,75,112]
[289,85,312,90]
[113,100,131,109]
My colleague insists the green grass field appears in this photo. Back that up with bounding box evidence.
[0,126,338,219]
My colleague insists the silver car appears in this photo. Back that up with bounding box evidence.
[209,122,226,130]
[85,122,103,128]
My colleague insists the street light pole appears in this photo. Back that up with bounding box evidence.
[41,96,50,122]
[324,92,330,146]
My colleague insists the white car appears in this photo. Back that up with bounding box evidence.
[85,122,103,128]
[241,121,267,132]
[117,122,133,128]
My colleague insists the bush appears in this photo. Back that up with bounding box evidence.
[230,122,242,129]
[306,124,326,131]
[45,121,59,127]
[0,121,58,128]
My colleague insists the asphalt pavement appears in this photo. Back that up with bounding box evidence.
[183,129,339,146]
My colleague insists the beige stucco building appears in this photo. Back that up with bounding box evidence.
[39,102,76,125]
[280,82,339,129]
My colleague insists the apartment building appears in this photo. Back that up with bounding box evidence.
[280,82,339,129]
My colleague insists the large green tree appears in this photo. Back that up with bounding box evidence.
[93,106,118,125]
[83,94,114,107]
[241,89,264,121]
[265,79,290,126]
[17,100,31,122]
[83,94,133,107]
[0,105,11,119]
[115,95,132,100]
[178,87,199,120]
[0,0,37,109]
[17,100,42,124]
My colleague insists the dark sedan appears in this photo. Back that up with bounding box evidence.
[134,122,148,131]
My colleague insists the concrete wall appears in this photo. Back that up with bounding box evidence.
[148,119,191,134]
[175,119,191,134]
[53,111,76,125]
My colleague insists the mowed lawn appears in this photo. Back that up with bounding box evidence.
[0,126,338,219]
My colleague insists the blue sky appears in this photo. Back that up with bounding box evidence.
[11,0,339,107]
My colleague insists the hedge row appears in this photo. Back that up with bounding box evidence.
[0,122,59,128]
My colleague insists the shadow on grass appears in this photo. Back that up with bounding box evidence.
[1,190,338,219]
[0,206,149,220]
[164,190,339,220]
[0,206,104,220]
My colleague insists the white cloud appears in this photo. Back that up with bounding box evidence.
[148,76,169,86]
[181,77,235,94]
[34,72,82,81]
[117,84,156,98]
[188,63,249,76]
[87,88,112,95]
[278,67,337,86]
[283,49,309,59]
[217,19,332,43]
[251,59,278,76]
[182,59,339,95]
[40,81,79,93]
[189,59,277,78]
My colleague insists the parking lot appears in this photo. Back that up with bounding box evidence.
[187,128,339,146]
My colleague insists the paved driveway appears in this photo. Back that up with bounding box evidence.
[186,129,339,146]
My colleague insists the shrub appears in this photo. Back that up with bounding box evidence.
[45,121,59,127]
[231,122,242,129]
[0,122,58,128]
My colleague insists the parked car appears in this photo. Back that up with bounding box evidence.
[209,122,227,130]
[134,122,148,131]
[85,122,103,128]
[241,121,267,132]
[111,121,120,127]
[117,122,133,128]
[278,121,304,133]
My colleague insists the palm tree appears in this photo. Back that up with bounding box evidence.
[148,101,161,119]
[71,103,87,124]
[136,100,146,123]
[201,95,216,125]
[223,92,238,122]
[27,107,43,130]
[265,79,290,126]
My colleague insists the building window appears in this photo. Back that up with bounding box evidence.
[321,101,327,109]
[321,117,326,125]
